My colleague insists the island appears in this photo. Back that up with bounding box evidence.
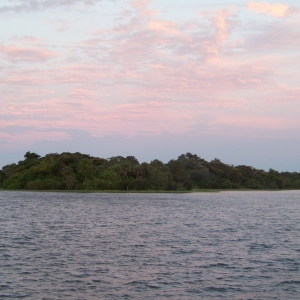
[1,151,300,191]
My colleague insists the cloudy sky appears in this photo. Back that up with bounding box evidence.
[0,0,299,171]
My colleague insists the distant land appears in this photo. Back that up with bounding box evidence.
[1,151,300,191]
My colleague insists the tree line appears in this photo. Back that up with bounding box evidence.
[0,151,300,190]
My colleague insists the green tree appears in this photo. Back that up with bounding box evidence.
[0,170,5,187]
[221,179,233,189]
[245,179,262,189]
[61,166,77,189]
[24,151,41,160]
[2,163,18,177]
[97,170,119,189]
[148,164,172,190]
[77,158,95,183]
[168,159,191,190]
[292,179,300,189]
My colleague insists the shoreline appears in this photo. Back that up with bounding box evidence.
[0,188,298,194]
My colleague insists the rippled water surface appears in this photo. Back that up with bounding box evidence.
[0,191,300,299]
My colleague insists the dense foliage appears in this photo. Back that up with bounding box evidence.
[1,151,300,191]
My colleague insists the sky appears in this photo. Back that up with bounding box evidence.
[0,0,300,172]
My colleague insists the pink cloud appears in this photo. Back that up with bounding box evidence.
[194,7,237,61]
[130,0,157,18]
[147,20,182,37]
[1,68,57,86]
[0,98,197,139]
[1,45,57,62]
[246,2,300,18]
[1,76,299,144]
[79,4,238,76]
[1,0,299,148]
[212,7,236,43]
[131,0,150,9]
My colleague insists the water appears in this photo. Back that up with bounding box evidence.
[0,191,299,299]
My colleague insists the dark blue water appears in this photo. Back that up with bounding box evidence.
[0,191,299,299]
